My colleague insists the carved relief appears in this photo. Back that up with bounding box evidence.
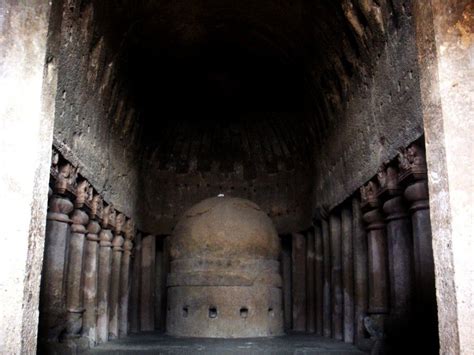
[124,219,135,242]
[377,163,401,196]
[91,194,104,221]
[54,163,74,195]
[51,148,60,179]
[115,213,126,236]
[102,204,116,230]
[360,181,379,207]
[74,180,90,208]
[376,164,388,189]
[398,143,427,180]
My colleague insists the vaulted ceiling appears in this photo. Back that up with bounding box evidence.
[91,0,394,175]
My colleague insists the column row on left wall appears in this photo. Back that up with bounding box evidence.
[38,148,139,353]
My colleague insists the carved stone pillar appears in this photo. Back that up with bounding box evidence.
[360,182,389,341]
[38,163,74,342]
[405,181,435,314]
[82,194,103,346]
[155,238,164,331]
[399,144,438,350]
[313,223,324,336]
[291,232,306,332]
[64,180,90,340]
[341,205,354,343]
[361,182,389,315]
[329,213,343,340]
[306,229,316,333]
[140,234,156,331]
[378,164,414,345]
[119,219,135,338]
[96,205,115,344]
[320,211,332,338]
[352,197,368,345]
[129,232,142,333]
[281,235,293,332]
[109,213,125,339]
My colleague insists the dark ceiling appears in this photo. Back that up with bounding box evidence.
[93,0,391,172]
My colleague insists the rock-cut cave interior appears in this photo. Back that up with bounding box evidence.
[4,0,473,354]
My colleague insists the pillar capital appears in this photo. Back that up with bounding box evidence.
[112,213,126,252]
[87,220,101,240]
[404,180,430,212]
[363,208,386,230]
[377,163,402,198]
[112,234,125,252]
[47,195,74,223]
[99,229,113,248]
[71,209,89,234]
[383,196,409,221]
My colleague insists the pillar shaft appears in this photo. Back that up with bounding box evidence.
[306,229,316,333]
[39,194,73,342]
[82,218,101,345]
[383,196,414,327]
[329,213,343,340]
[64,206,89,338]
[321,218,332,337]
[314,224,324,336]
[341,206,354,343]
[363,208,389,314]
[291,232,306,331]
[140,235,156,331]
[108,214,125,339]
[281,236,293,332]
[405,181,435,309]
[129,233,142,333]
[96,205,115,344]
[108,235,124,339]
[119,220,134,338]
[404,179,438,350]
[155,239,164,331]
[352,197,368,344]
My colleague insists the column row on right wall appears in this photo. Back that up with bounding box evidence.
[286,137,439,354]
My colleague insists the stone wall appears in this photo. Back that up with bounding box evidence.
[312,1,425,211]
[0,1,55,353]
[51,0,143,229]
[50,0,425,235]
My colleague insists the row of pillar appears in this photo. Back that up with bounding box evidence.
[287,204,360,343]
[287,142,437,352]
[128,234,170,334]
[39,151,137,351]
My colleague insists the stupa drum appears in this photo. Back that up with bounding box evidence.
[166,196,284,338]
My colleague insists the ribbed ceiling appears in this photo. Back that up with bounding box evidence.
[90,0,395,175]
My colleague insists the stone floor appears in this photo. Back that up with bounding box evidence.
[89,332,367,354]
